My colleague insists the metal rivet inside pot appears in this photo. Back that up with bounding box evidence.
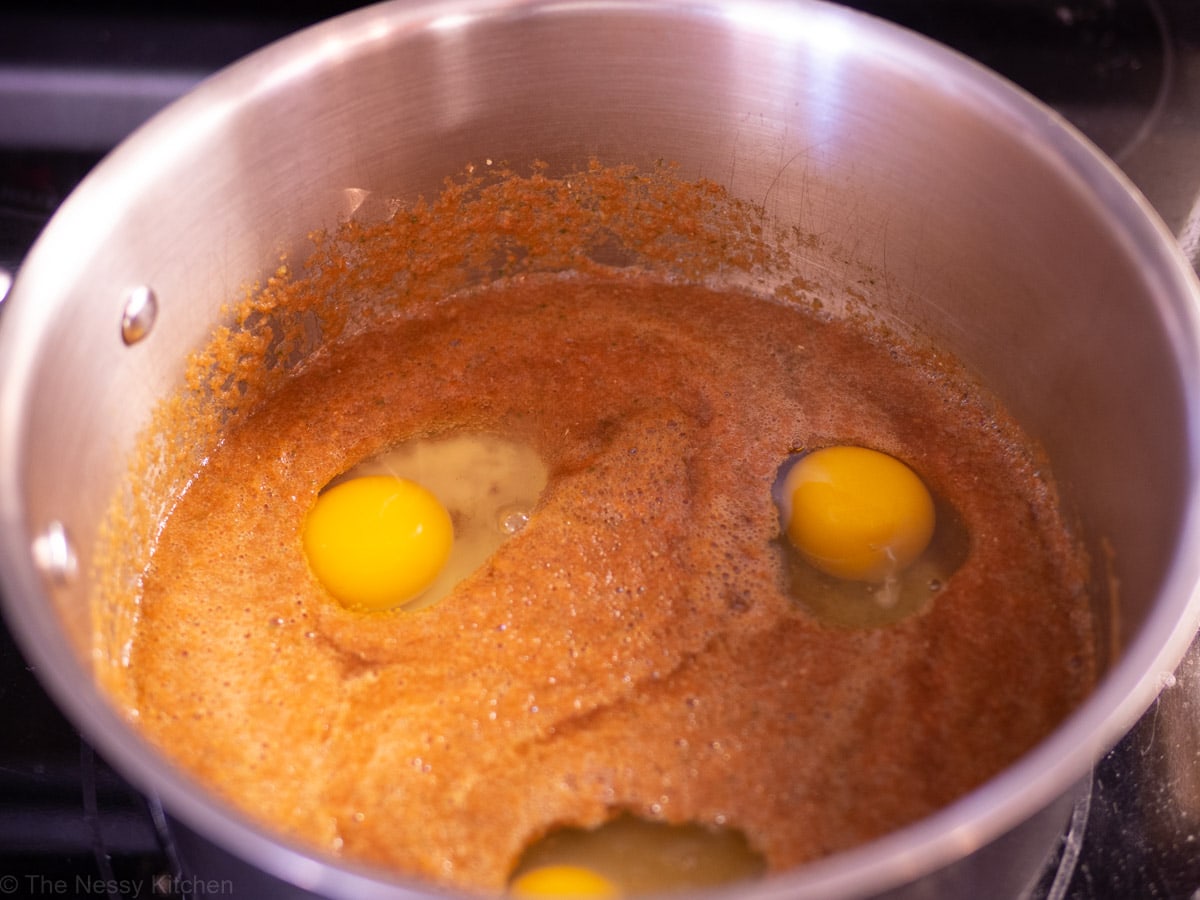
[32,521,78,584]
[121,285,158,345]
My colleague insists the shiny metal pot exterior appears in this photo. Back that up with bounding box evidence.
[3,1,1200,897]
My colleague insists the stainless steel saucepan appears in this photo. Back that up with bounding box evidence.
[3,1,1200,897]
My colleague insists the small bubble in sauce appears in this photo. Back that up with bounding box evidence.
[500,505,532,535]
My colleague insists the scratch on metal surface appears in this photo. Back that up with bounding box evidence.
[1140,695,1163,758]
[1042,781,1093,900]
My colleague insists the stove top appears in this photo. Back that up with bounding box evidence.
[2,1,1200,898]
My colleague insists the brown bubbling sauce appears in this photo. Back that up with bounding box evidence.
[94,163,1096,895]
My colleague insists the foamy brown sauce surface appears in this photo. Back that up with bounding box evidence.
[125,274,1094,893]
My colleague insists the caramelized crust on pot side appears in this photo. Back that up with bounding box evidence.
[95,164,1096,894]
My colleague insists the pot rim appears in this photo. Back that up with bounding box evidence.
[3,1,1200,898]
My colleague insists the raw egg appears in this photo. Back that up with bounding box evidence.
[781,445,935,582]
[303,475,453,611]
[508,815,764,897]
[776,445,967,627]
[509,865,620,898]
[308,432,548,612]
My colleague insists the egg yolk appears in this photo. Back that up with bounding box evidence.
[302,475,453,611]
[509,865,620,898]
[782,446,935,582]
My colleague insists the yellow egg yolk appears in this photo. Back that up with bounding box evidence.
[510,865,620,898]
[302,475,453,611]
[782,446,935,582]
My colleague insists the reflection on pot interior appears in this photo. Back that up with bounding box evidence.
[91,162,1097,896]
